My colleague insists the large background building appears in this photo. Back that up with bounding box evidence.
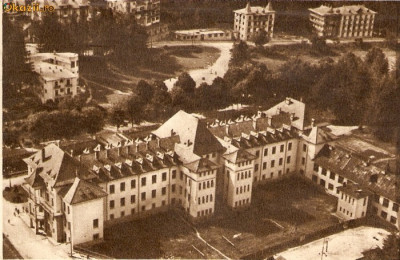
[309,5,376,38]
[233,2,275,41]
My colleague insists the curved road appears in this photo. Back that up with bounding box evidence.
[154,41,233,91]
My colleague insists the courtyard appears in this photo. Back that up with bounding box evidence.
[83,176,339,259]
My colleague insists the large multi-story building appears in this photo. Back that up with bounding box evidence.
[309,5,376,38]
[106,0,160,26]
[29,0,90,23]
[20,98,399,246]
[31,52,80,103]
[233,2,275,41]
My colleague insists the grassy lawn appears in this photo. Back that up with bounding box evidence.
[80,45,220,103]
[84,177,338,259]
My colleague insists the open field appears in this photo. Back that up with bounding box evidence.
[83,176,338,259]
[80,45,220,103]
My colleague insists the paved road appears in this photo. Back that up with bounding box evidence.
[3,199,71,259]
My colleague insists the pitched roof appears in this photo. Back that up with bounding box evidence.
[223,149,256,164]
[303,126,334,145]
[314,145,399,203]
[24,144,93,188]
[153,110,224,156]
[264,98,305,130]
[234,3,275,14]
[183,158,219,173]
[62,177,107,205]
[309,5,376,16]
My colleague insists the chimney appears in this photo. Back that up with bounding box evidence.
[267,116,272,126]
[70,149,74,157]
[171,129,175,136]
[118,147,121,156]
[105,149,109,158]
[290,113,295,122]
[225,124,230,136]
[285,97,291,105]
[95,151,98,160]
[277,107,281,115]
[135,144,139,153]
[311,118,315,127]
[252,119,257,131]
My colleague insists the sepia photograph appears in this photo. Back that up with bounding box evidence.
[2,0,400,259]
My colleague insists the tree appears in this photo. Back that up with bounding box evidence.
[362,234,400,260]
[251,30,270,46]
[34,13,73,52]
[133,80,154,104]
[110,108,125,131]
[3,15,39,100]
[365,47,389,77]
[310,35,328,54]
[174,72,196,94]
[126,95,144,126]
[81,107,105,134]
[230,41,249,66]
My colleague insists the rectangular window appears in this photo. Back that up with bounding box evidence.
[393,203,399,212]
[152,189,156,198]
[303,144,307,152]
[288,142,292,151]
[380,210,388,219]
[110,200,114,209]
[279,158,283,166]
[120,198,125,206]
[162,187,166,195]
[93,234,99,240]
[121,211,125,217]
[131,179,136,189]
[280,144,284,153]
[162,172,167,181]
[302,157,305,165]
[374,194,380,203]
[93,219,99,228]
[321,168,327,176]
[328,183,334,190]
[109,184,115,194]
[141,177,146,187]
[287,156,291,164]
[272,147,276,154]
[172,170,176,179]
[313,164,319,172]
[263,162,267,170]
[120,182,125,192]
[320,179,326,187]
[383,198,389,207]
[255,151,260,158]
[254,164,259,172]
[172,184,176,193]
[152,175,157,184]
[141,192,146,201]
[264,149,268,156]
[329,172,335,180]
[180,172,183,180]
[131,195,136,204]
[390,216,397,224]
[271,160,275,168]
[312,175,318,183]
[338,176,344,183]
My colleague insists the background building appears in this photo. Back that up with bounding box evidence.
[31,52,80,103]
[233,2,275,41]
[309,5,376,38]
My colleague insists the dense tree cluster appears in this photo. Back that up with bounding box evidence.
[3,16,39,101]
[32,10,148,68]
[27,106,105,141]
